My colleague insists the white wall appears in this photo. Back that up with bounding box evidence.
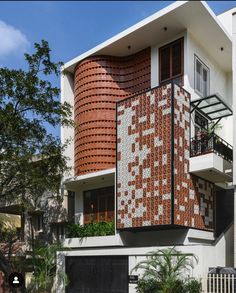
[55,224,233,293]
[185,32,233,144]
[151,31,233,144]
[217,7,236,37]
[60,70,74,179]
[151,31,230,103]
[185,32,229,103]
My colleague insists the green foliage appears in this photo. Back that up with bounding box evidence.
[66,221,115,238]
[0,40,72,206]
[26,242,67,293]
[132,247,200,293]
[136,278,161,293]
[185,278,202,293]
[0,222,18,244]
[0,40,72,279]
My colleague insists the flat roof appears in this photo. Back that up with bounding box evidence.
[63,1,232,74]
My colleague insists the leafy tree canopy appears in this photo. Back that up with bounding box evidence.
[0,40,72,209]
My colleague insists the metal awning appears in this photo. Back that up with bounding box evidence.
[191,94,233,121]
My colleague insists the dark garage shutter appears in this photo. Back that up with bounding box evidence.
[66,255,128,293]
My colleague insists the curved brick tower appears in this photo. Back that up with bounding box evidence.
[74,48,151,175]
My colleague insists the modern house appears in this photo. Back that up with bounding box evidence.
[57,1,236,292]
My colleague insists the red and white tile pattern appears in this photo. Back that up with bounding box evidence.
[116,84,214,230]
[117,85,172,228]
[173,85,214,230]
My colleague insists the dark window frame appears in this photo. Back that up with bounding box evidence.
[83,186,115,224]
[159,37,184,85]
[67,191,75,223]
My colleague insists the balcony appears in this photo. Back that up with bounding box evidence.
[190,133,233,183]
[190,93,233,183]
[190,133,233,163]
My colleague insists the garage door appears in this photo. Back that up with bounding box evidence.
[65,255,128,293]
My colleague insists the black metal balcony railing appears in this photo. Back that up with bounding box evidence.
[190,132,233,163]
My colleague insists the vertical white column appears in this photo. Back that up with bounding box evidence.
[151,45,158,87]
[60,69,75,179]
[232,12,236,267]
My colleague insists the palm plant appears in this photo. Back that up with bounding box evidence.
[131,247,199,293]
[26,242,68,293]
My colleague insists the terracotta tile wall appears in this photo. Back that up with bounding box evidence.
[74,48,151,175]
[116,83,214,231]
[117,84,172,229]
[173,85,214,230]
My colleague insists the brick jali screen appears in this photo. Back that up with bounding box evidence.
[74,48,151,175]
[116,83,214,230]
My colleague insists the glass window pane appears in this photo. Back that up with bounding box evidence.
[195,57,209,97]
[84,187,114,224]
[202,68,208,97]
[160,47,170,81]
[196,60,202,92]
[172,41,182,76]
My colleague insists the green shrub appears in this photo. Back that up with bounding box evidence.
[66,221,115,238]
[135,277,201,293]
[136,278,160,293]
[131,248,200,293]
[185,278,202,293]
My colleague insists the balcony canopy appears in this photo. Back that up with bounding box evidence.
[191,94,233,121]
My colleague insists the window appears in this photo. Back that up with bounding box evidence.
[159,38,184,85]
[37,214,43,231]
[195,56,209,97]
[68,191,75,223]
[31,213,44,232]
[83,186,114,224]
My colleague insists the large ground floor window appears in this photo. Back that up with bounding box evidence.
[83,186,114,224]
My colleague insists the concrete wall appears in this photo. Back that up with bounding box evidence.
[185,32,233,144]
[217,7,236,36]
[61,71,75,179]
[55,224,233,293]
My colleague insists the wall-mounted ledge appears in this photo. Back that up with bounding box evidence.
[185,229,215,245]
[62,234,123,248]
[63,168,115,191]
[189,153,232,183]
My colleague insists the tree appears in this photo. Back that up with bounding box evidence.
[131,247,200,293]
[0,40,72,280]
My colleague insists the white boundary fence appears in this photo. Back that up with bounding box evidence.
[207,274,236,293]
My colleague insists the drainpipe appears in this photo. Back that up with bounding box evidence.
[233,12,236,267]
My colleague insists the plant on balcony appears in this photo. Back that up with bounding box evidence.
[66,221,115,238]
[132,247,201,293]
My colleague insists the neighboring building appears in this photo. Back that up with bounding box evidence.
[57,1,236,292]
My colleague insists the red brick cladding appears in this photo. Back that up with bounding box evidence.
[173,85,214,230]
[74,48,151,175]
[117,84,172,229]
[116,84,214,231]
